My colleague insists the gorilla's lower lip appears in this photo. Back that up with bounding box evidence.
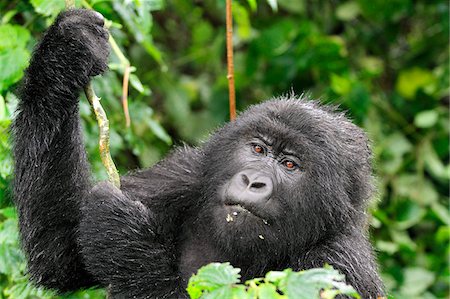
[225,203,261,218]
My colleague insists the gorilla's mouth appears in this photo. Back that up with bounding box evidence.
[224,202,263,219]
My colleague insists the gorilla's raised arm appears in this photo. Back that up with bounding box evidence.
[12,9,109,291]
[13,9,204,294]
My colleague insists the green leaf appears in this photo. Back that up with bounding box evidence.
[30,0,64,17]
[376,240,399,254]
[414,110,439,128]
[389,229,416,251]
[187,263,241,298]
[330,74,352,95]
[258,283,280,299]
[278,0,305,14]
[0,24,30,50]
[0,94,5,120]
[282,267,359,299]
[246,0,257,11]
[400,268,435,296]
[393,175,438,205]
[336,1,361,21]
[265,270,288,285]
[395,200,426,230]
[1,10,18,24]
[0,48,30,92]
[233,2,252,40]
[129,73,148,94]
[266,0,278,11]
[0,207,16,219]
[202,285,234,299]
[396,67,435,99]
[0,25,30,91]
[422,141,450,180]
[431,202,450,225]
[147,118,172,145]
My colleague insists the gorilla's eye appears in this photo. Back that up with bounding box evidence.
[252,144,266,155]
[283,160,298,170]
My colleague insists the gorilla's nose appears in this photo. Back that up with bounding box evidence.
[228,169,273,203]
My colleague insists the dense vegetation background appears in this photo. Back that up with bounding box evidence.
[0,0,448,298]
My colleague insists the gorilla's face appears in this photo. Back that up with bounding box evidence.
[209,133,307,256]
[200,99,372,258]
[219,134,303,224]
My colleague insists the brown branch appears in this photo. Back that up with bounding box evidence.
[226,0,236,121]
[122,65,131,127]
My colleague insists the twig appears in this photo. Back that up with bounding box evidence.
[85,85,121,188]
[65,0,120,188]
[226,0,236,121]
[109,35,132,127]
[122,65,131,127]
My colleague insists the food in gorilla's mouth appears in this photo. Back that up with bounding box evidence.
[224,202,262,219]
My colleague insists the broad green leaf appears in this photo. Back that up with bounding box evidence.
[431,202,450,225]
[282,267,359,299]
[147,118,172,145]
[330,74,352,95]
[233,2,252,40]
[389,229,416,251]
[265,270,288,285]
[0,94,5,120]
[336,1,361,21]
[129,73,148,94]
[278,0,305,14]
[266,0,278,11]
[246,0,257,11]
[5,92,19,117]
[0,24,30,50]
[414,110,439,128]
[30,0,81,16]
[258,283,280,299]
[395,200,426,230]
[187,263,241,298]
[358,56,384,76]
[400,268,435,296]
[1,10,17,24]
[0,207,16,219]
[0,48,30,92]
[376,240,399,254]
[30,0,64,16]
[0,25,30,91]
[396,67,435,99]
[380,133,412,174]
[421,140,450,180]
[393,175,438,205]
[202,285,234,299]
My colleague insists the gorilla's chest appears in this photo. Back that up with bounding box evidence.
[178,236,225,284]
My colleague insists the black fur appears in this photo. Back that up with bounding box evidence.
[12,9,384,299]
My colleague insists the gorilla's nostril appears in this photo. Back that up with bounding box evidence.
[241,174,250,186]
[250,182,266,189]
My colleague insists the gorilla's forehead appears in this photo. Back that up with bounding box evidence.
[236,98,340,144]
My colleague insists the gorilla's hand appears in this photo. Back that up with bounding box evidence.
[23,9,109,105]
[55,9,110,77]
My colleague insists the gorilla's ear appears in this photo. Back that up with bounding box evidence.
[342,124,374,209]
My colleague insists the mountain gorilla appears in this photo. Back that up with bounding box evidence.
[12,9,384,299]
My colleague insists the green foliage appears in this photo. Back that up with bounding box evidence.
[187,263,359,299]
[0,0,448,298]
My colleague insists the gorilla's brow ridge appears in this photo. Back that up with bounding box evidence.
[254,134,274,146]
